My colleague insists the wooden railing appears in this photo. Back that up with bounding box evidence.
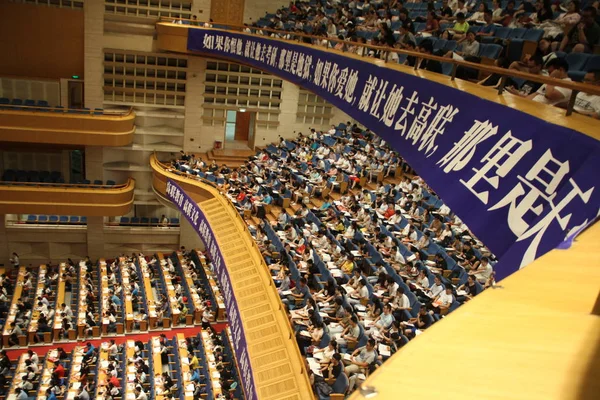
[0,180,130,189]
[158,18,600,116]
[150,153,314,399]
[0,103,133,116]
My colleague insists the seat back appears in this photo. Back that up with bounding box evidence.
[331,373,349,394]
[565,52,591,72]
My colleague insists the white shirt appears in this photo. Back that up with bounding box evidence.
[437,291,453,307]
[475,263,493,281]
[532,79,572,106]
[574,92,600,116]
[430,283,445,298]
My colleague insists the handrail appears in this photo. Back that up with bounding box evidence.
[158,18,600,102]
[0,180,130,189]
[0,103,133,116]
[151,154,314,394]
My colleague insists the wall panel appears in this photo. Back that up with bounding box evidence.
[0,2,84,79]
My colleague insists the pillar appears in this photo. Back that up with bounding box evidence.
[86,216,105,261]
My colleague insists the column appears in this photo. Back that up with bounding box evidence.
[86,216,105,261]
[84,0,104,109]
[0,217,9,268]
[179,218,206,252]
[84,146,104,181]
[183,57,207,153]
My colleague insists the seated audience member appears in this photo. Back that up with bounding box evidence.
[344,338,377,391]
[527,58,572,106]
[417,40,443,73]
[571,69,600,118]
[559,7,600,53]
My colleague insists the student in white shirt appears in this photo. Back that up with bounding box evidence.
[572,70,600,118]
[470,256,494,283]
[528,58,572,106]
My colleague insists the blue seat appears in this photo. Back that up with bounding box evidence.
[331,373,349,395]
[131,217,141,225]
[49,215,59,223]
[93,180,103,185]
[479,44,503,59]
[0,98,9,105]
[24,99,36,107]
[27,215,37,223]
[106,180,116,185]
[37,100,49,107]
[508,27,526,39]
[120,217,130,225]
[150,217,159,225]
[170,218,180,225]
[566,52,591,72]
[141,217,150,225]
[521,28,544,42]
[38,215,48,223]
[80,216,87,224]
[69,216,80,224]
[585,55,600,71]
[82,179,91,185]
[11,99,23,106]
[59,216,69,224]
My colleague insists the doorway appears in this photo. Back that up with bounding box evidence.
[224,110,256,149]
[68,81,84,109]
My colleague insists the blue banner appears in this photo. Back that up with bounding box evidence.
[165,179,257,400]
[187,28,600,280]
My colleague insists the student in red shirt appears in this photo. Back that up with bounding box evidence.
[54,362,65,379]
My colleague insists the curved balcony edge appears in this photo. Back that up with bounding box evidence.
[151,154,315,400]
[0,178,136,216]
[0,109,136,147]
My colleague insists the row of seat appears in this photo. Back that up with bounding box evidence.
[1,170,117,186]
[118,217,180,226]
[25,215,87,224]
[0,98,105,114]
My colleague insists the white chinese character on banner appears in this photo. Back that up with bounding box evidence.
[284,50,293,71]
[249,42,256,57]
[230,38,237,53]
[394,90,419,134]
[379,84,403,127]
[278,48,287,70]
[302,55,313,80]
[418,104,459,157]
[215,35,224,51]
[259,45,267,62]
[224,37,231,53]
[344,69,359,104]
[313,59,324,85]
[369,79,389,118]
[406,97,437,145]
[438,120,498,173]
[334,67,349,98]
[488,150,594,267]
[358,75,378,112]
[320,62,332,89]
[460,132,533,204]
[327,63,340,93]
[254,43,262,60]
[203,34,214,49]
[296,53,305,77]
[269,47,278,66]
[290,52,299,74]
[236,40,243,55]
[244,41,251,58]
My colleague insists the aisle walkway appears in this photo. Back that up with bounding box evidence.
[2,322,227,360]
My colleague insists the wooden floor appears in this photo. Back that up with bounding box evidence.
[350,221,600,400]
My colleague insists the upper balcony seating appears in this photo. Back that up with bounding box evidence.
[0,97,105,114]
